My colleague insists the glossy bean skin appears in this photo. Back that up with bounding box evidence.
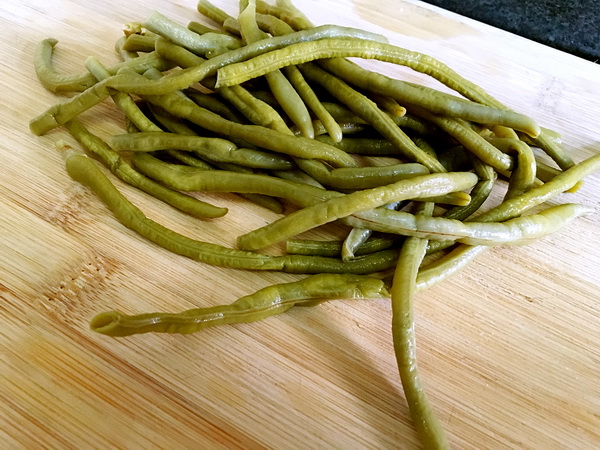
[90,273,390,336]
[390,203,449,449]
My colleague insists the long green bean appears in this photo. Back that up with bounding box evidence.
[105,26,389,95]
[215,38,540,139]
[110,131,293,170]
[321,58,537,135]
[90,273,390,336]
[391,203,449,449]
[237,172,478,250]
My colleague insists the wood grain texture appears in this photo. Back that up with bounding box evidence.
[1,0,599,448]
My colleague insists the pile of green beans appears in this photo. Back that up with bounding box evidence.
[31,1,598,448]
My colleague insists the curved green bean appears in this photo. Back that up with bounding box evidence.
[237,172,478,250]
[115,36,138,61]
[105,26,389,95]
[34,38,97,92]
[34,38,173,94]
[215,38,540,138]
[487,137,536,199]
[391,205,449,449]
[344,202,592,245]
[63,121,227,219]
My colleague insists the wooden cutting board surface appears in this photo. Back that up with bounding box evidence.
[1,0,599,448]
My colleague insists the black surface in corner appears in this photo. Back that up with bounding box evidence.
[418,0,600,63]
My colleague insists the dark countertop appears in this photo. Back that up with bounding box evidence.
[418,0,600,63]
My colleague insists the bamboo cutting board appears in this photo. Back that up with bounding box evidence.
[1,0,599,448]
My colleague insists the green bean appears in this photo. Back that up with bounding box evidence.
[188,20,231,36]
[237,172,478,250]
[342,202,401,261]
[535,160,580,194]
[146,104,283,213]
[110,131,292,170]
[90,273,390,336]
[476,152,600,223]
[253,13,343,142]
[63,121,227,219]
[305,121,368,137]
[390,203,449,449]
[197,0,234,26]
[530,133,575,171]
[34,38,173,93]
[185,88,245,123]
[315,136,396,156]
[369,93,406,117]
[31,53,177,135]
[34,38,98,92]
[344,201,591,245]
[320,103,435,135]
[62,148,285,270]
[486,137,536,199]
[143,10,241,57]
[286,236,396,257]
[437,146,471,172]
[342,228,374,261]
[423,152,600,278]
[442,156,496,221]
[135,152,470,209]
[294,158,431,190]
[30,79,111,135]
[299,63,446,173]
[257,0,385,42]
[158,149,283,207]
[238,0,314,138]
[65,148,405,274]
[272,0,314,29]
[416,244,487,292]
[105,26,389,95]
[154,36,205,68]
[122,34,157,53]
[271,168,325,188]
